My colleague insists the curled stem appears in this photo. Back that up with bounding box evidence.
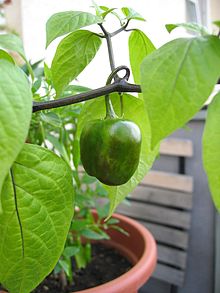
[105,66,130,118]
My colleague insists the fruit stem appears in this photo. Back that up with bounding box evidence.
[105,94,117,119]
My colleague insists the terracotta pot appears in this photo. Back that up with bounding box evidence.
[0,213,157,293]
[75,212,157,293]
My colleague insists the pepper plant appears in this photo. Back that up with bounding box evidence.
[0,4,220,293]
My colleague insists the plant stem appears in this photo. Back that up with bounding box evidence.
[105,94,117,119]
[110,20,130,37]
[98,23,116,71]
[33,82,141,112]
[59,269,68,290]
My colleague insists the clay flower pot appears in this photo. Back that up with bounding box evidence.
[0,213,157,293]
[75,212,157,293]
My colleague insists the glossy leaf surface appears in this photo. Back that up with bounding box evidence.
[46,11,102,47]
[141,36,220,148]
[51,30,102,97]
[129,29,155,84]
[0,144,74,293]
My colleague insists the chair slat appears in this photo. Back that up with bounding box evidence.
[153,263,185,286]
[157,245,187,269]
[142,170,193,193]
[131,185,192,209]
[117,202,191,229]
[160,138,193,157]
[140,221,189,249]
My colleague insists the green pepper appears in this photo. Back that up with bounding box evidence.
[80,95,141,186]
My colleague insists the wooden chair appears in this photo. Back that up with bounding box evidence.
[117,138,193,290]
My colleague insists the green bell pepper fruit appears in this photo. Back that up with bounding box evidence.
[80,117,141,186]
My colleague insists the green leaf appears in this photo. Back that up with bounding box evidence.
[76,94,158,217]
[0,34,34,79]
[0,143,74,293]
[60,84,91,98]
[102,9,116,19]
[75,245,88,269]
[0,33,26,60]
[72,139,80,169]
[40,112,62,128]
[81,228,109,240]
[0,60,32,199]
[31,78,42,93]
[46,11,102,47]
[63,246,80,258]
[165,22,208,36]
[45,133,70,165]
[141,36,220,148]
[121,7,145,21]
[44,62,52,84]
[213,20,220,28]
[96,202,110,219]
[203,93,220,211]
[71,219,88,231]
[91,2,116,21]
[106,218,119,225]
[51,30,102,97]
[110,225,129,236]
[0,49,15,63]
[92,1,103,17]
[129,29,155,84]
[58,259,71,277]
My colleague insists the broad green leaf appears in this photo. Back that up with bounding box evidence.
[203,93,220,211]
[0,143,74,293]
[0,49,15,63]
[129,29,155,84]
[0,34,34,79]
[76,94,158,217]
[51,30,102,97]
[141,36,220,148]
[213,20,220,28]
[165,22,208,36]
[46,11,102,47]
[0,60,32,199]
[121,7,145,21]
